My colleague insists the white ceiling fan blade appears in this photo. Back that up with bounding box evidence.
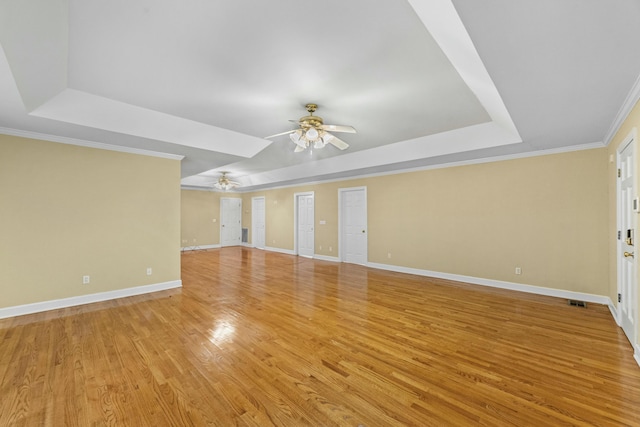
[265,129,296,139]
[321,124,356,134]
[294,144,306,152]
[325,133,349,150]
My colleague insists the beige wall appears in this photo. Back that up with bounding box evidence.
[366,150,608,293]
[608,98,640,347]
[0,134,181,308]
[213,148,609,296]
[181,190,219,247]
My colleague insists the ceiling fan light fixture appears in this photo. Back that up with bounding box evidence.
[305,127,319,141]
[213,172,240,191]
[290,130,307,149]
[215,182,230,191]
[267,104,354,153]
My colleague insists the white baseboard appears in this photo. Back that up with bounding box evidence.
[635,345,640,368]
[609,302,621,326]
[313,254,340,262]
[181,244,220,251]
[367,261,611,305]
[263,248,339,260]
[0,280,182,319]
[265,246,296,256]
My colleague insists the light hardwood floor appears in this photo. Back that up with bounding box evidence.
[1,247,639,426]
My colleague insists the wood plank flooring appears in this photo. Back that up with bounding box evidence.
[1,247,639,426]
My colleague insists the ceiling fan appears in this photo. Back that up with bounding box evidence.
[266,103,356,152]
[213,172,240,191]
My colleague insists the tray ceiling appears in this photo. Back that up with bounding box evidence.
[1,0,639,190]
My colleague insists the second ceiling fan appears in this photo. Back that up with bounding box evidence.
[266,103,356,152]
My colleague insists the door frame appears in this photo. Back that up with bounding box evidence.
[616,128,638,350]
[220,197,242,247]
[338,186,368,263]
[251,196,266,249]
[294,191,314,257]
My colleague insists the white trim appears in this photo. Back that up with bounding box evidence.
[604,72,640,146]
[609,302,621,326]
[264,246,296,256]
[635,345,640,368]
[231,143,604,194]
[313,254,340,262]
[181,186,216,192]
[367,261,611,305]
[0,280,182,320]
[0,126,184,160]
[181,244,220,251]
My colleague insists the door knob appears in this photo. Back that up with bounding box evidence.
[624,251,634,258]
[362,230,366,233]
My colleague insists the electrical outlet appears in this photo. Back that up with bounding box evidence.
[515,267,522,275]
[388,252,392,259]
[146,268,152,276]
[83,275,90,284]
[329,246,332,252]
[319,245,322,251]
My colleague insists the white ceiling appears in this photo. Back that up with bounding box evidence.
[2,0,640,191]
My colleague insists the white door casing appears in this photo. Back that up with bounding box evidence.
[220,198,242,247]
[252,197,266,249]
[618,130,638,348]
[295,192,314,257]
[339,186,367,265]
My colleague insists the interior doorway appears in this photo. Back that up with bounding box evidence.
[339,186,367,265]
[617,130,638,348]
[220,198,242,247]
[295,192,314,257]
[252,196,266,249]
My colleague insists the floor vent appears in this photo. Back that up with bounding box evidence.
[567,299,587,308]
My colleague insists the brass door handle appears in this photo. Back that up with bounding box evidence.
[624,251,634,258]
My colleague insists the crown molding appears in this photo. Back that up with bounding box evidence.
[225,141,605,194]
[0,126,185,160]
[604,72,640,146]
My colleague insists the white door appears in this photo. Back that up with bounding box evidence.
[296,193,314,257]
[340,187,367,265]
[252,197,266,249]
[618,135,637,346]
[220,198,242,247]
